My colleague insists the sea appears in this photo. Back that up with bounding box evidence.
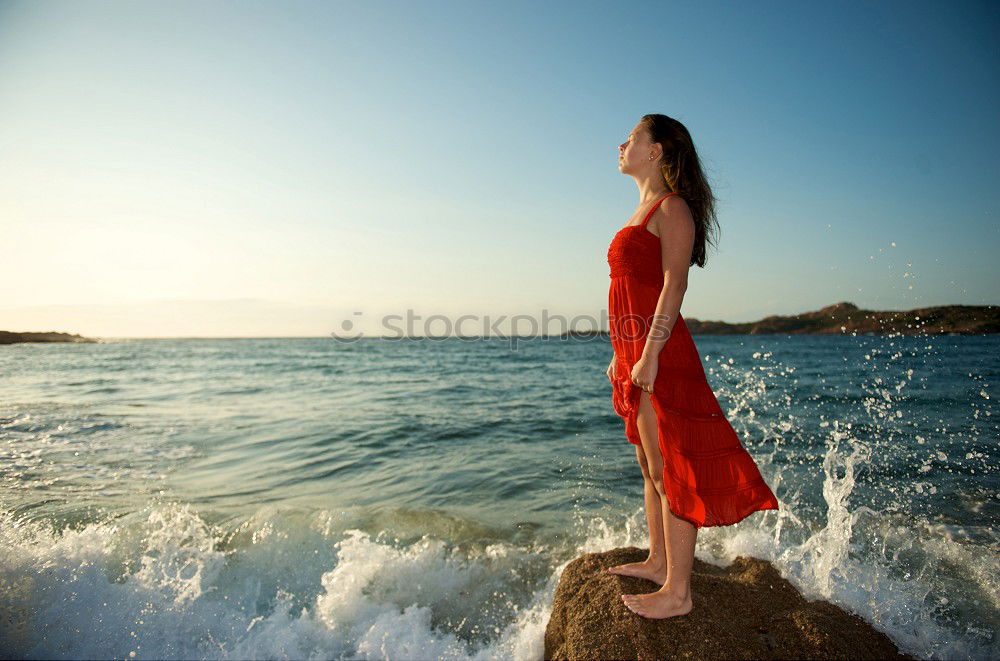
[0,333,997,660]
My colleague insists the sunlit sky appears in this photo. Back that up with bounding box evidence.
[1,0,997,338]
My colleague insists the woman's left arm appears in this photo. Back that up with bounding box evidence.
[642,196,696,361]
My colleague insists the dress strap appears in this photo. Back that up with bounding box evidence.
[640,192,679,229]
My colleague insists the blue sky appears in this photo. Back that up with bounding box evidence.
[0,0,996,337]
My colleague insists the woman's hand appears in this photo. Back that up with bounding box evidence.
[606,355,617,383]
[631,355,658,394]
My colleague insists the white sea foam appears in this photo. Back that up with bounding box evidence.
[0,503,557,660]
[1,476,997,661]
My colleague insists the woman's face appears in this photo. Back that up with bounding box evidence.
[618,125,655,174]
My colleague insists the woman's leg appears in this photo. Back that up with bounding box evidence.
[621,390,695,618]
[605,441,667,585]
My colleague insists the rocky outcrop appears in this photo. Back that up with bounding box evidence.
[0,331,97,344]
[683,301,1000,335]
[544,547,914,660]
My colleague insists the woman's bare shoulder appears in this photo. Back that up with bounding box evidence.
[649,194,694,238]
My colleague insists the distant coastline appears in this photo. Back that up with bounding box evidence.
[0,331,98,345]
[4,301,998,343]
[565,301,1000,337]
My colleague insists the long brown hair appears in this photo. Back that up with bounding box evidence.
[640,114,719,268]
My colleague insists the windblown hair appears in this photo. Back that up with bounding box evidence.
[639,114,719,268]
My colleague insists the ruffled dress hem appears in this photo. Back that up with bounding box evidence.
[611,369,779,529]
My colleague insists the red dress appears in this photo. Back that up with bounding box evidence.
[607,192,779,528]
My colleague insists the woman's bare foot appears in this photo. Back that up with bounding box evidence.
[605,560,667,586]
[621,588,692,619]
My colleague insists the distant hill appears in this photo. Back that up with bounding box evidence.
[563,301,1000,336]
[683,301,1000,335]
[0,331,98,345]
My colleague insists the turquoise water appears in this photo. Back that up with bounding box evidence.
[1,334,997,660]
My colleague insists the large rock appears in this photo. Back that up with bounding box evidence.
[544,547,914,660]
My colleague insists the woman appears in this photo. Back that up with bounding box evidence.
[604,114,779,619]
